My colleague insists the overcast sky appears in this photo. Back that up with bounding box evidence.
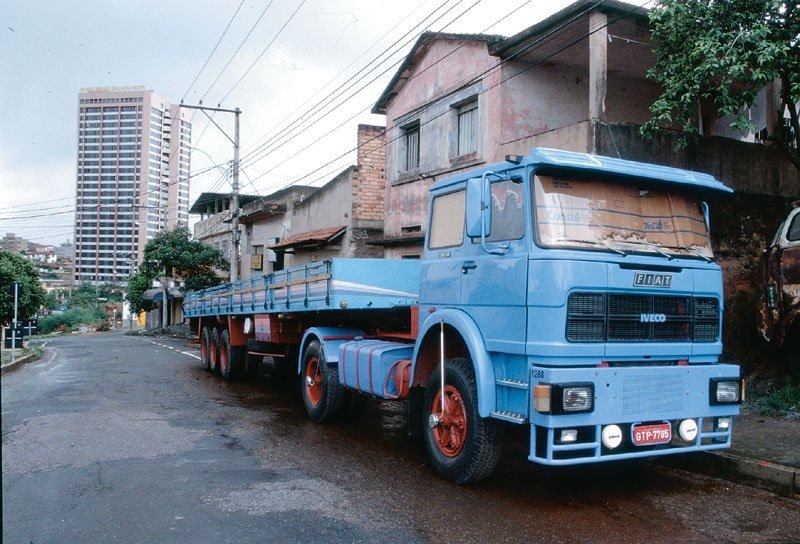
[0,0,646,247]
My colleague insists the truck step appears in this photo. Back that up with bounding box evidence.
[495,378,529,389]
[491,410,527,424]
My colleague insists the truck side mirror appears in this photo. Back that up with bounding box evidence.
[701,201,710,234]
[466,176,491,239]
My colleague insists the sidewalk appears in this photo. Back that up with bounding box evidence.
[661,411,799,498]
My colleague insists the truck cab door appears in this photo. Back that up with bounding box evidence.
[420,189,466,308]
[460,174,528,355]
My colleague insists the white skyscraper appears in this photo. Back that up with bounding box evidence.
[74,87,191,284]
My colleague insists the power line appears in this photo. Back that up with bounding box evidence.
[199,0,277,103]
[182,0,247,102]
[239,0,472,173]
[254,0,642,195]
[218,0,309,104]
[237,0,457,164]
[238,0,437,159]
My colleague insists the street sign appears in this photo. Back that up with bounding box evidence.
[8,281,24,297]
[4,326,23,349]
[22,319,38,336]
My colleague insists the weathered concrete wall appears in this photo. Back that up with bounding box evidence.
[500,63,588,145]
[384,39,496,240]
[595,123,800,197]
[501,120,592,156]
[712,193,795,367]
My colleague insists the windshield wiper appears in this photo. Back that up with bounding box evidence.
[616,239,673,260]
[675,245,714,263]
[558,238,627,256]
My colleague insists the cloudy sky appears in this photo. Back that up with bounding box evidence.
[0,0,647,247]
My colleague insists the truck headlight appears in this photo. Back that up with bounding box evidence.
[552,383,594,414]
[709,378,742,405]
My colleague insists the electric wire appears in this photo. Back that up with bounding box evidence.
[237,0,459,168]
[182,0,247,102]
[251,0,644,195]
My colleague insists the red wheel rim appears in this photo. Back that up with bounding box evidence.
[201,335,208,363]
[430,385,468,457]
[305,356,322,406]
[220,343,229,375]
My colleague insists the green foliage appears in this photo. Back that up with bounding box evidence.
[756,383,800,417]
[38,307,107,334]
[125,226,226,314]
[125,271,154,315]
[68,283,102,310]
[0,250,47,325]
[643,0,799,169]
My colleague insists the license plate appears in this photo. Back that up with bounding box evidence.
[631,423,672,446]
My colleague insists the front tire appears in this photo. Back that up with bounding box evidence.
[301,340,344,423]
[423,358,502,484]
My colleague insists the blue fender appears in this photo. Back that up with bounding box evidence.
[298,327,365,375]
[414,309,495,418]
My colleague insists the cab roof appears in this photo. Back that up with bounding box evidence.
[430,148,734,194]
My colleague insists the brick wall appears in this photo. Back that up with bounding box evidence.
[352,124,386,223]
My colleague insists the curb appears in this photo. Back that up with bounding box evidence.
[0,351,39,375]
[660,451,799,498]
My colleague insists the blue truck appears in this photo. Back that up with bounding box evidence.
[184,148,743,484]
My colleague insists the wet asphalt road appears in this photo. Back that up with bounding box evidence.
[2,331,799,544]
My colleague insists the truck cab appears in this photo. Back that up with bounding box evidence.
[415,148,742,473]
[758,205,800,379]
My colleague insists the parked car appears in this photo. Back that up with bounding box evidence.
[757,205,800,380]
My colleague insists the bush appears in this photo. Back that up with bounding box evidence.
[39,307,107,334]
[757,383,800,418]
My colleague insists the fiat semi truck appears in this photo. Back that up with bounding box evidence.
[184,148,743,483]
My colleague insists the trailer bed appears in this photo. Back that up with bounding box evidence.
[183,259,420,318]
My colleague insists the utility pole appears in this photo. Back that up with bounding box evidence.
[179,103,241,282]
[231,108,240,282]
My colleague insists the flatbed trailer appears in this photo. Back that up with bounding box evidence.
[185,148,744,483]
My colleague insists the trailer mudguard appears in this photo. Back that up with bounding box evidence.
[415,308,496,418]
[298,327,366,374]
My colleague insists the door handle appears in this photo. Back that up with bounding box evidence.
[462,261,477,273]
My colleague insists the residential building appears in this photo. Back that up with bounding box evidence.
[372,0,797,256]
[1,233,29,253]
[239,185,317,278]
[187,124,386,281]
[73,86,192,285]
[190,192,263,280]
[269,124,386,265]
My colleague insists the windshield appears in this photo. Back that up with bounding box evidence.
[533,174,713,260]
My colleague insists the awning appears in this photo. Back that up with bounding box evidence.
[142,288,184,302]
[269,226,347,251]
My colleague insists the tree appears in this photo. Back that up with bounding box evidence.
[642,0,799,171]
[126,227,227,314]
[0,250,47,325]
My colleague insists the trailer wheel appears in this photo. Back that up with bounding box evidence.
[209,328,221,375]
[423,358,502,484]
[301,340,344,423]
[219,329,234,380]
[200,327,212,371]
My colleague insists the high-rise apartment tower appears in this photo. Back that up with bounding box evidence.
[74,87,191,284]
